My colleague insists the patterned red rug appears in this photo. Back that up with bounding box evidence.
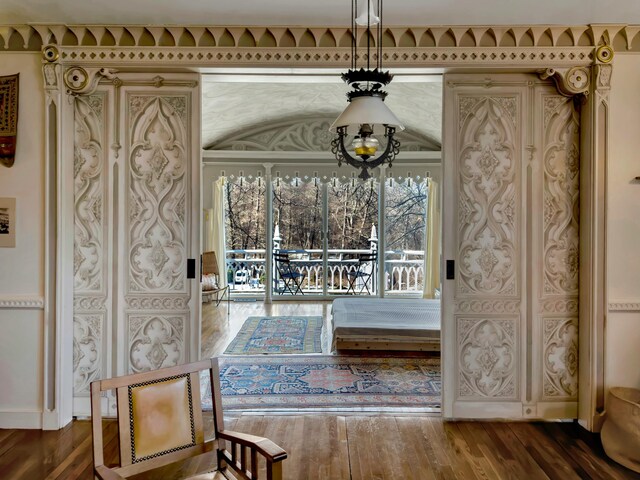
[201,355,441,411]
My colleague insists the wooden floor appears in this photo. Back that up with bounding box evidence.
[1,414,639,479]
[1,300,638,478]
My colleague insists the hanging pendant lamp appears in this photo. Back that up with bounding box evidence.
[330,0,404,180]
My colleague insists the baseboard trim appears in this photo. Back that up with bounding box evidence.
[0,409,43,429]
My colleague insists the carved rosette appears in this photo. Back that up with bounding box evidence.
[127,95,189,293]
[543,317,578,398]
[128,315,185,373]
[542,95,579,296]
[74,94,106,292]
[457,95,518,297]
[458,317,517,398]
[73,314,103,394]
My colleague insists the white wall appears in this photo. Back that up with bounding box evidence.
[0,53,46,428]
[605,53,640,394]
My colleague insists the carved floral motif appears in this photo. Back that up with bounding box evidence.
[458,318,517,398]
[127,95,188,293]
[129,315,184,373]
[74,94,106,292]
[543,317,578,398]
[73,314,103,394]
[542,95,579,296]
[457,96,518,297]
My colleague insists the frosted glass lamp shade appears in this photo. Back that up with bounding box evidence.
[355,0,380,26]
[330,95,404,135]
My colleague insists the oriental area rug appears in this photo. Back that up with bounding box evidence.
[223,316,323,355]
[201,355,441,411]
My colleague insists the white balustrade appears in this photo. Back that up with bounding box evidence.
[225,248,425,295]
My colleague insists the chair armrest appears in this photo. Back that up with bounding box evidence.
[218,430,287,462]
[95,465,126,480]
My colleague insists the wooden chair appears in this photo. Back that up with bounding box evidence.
[91,359,287,480]
[201,251,229,307]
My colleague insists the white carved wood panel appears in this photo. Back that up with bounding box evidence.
[452,90,522,406]
[537,94,580,402]
[72,74,201,416]
[73,93,108,398]
[443,74,579,419]
[123,86,199,375]
[457,96,519,298]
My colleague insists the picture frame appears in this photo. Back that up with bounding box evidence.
[0,197,16,247]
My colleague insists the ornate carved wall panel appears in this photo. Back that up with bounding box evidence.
[73,314,104,394]
[128,315,185,373]
[73,93,108,396]
[124,87,196,375]
[458,317,518,399]
[70,76,199,415]
[457,95,519,297]
[542,96,579,296]
[539,94,580,400]
[543,317,578,398]
[74,94,106,293]
[127,95,188,294]
[444,74,580,417]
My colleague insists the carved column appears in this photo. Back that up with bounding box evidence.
[578,44,614,431]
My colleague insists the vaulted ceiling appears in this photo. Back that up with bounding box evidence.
[202,78,443,149]
[1,0,639,26]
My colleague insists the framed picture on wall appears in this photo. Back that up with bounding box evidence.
[0,197,16,247]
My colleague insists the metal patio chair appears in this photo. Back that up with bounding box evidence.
[346,252,377,295]
[273,251,306,295]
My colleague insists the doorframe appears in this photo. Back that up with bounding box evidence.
[41,34,611,429]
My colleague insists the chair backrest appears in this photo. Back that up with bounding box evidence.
[273,252,293,273]
[202,251,219,276]
[91,359,224,478]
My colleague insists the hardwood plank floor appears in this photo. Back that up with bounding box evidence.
[3,302,630,479]
[1,415,638,479]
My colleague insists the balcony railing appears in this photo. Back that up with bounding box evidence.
[225,248,425,296]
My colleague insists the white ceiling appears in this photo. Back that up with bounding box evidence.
[1,0,639,26]
[201,78,443,149]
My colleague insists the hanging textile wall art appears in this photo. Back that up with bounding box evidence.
[0,74,19,168]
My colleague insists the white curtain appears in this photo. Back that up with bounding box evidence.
[212,177,227,289]
[423,179,440,299]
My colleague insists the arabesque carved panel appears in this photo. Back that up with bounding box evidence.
[73,314,103,395]
[458,317,517,399]
[542,95,579,296]
[127,95,189,293]
[543,317,578,398]
[74,94,106,292]
[128,315,185,373]
[457,95,519,297]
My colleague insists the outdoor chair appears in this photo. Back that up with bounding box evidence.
[346,252,377,295]
[201,251,229,307]
[90,358,287,480]
[273,251,306,295]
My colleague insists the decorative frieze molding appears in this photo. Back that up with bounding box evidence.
[55,46,595,68]
[0,296,45,309]
[608,302,640,312]
[126,296,189,310]
[1,24,638,52]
